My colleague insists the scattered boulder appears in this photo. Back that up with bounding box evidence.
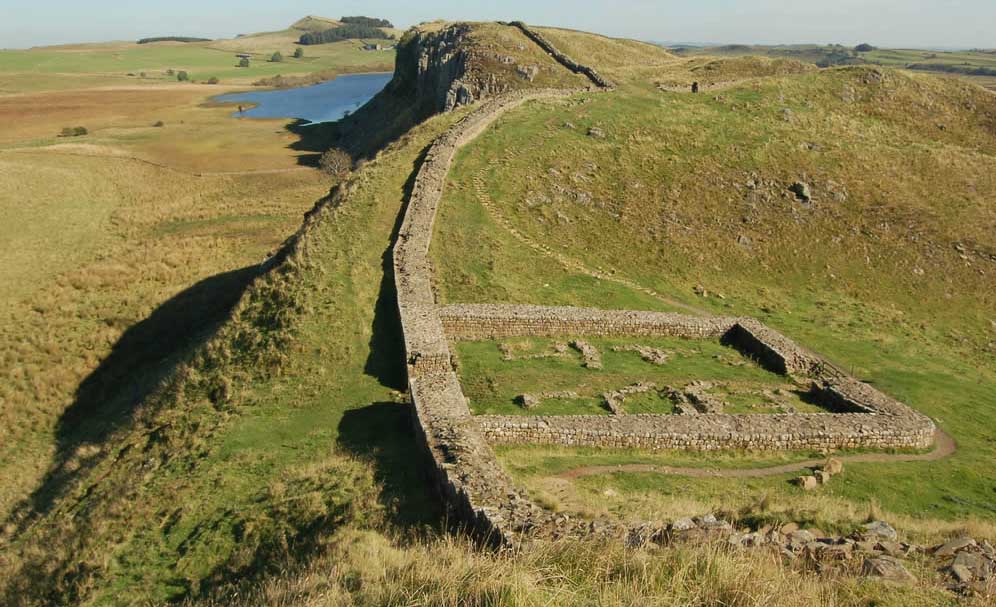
[796,475,819,490]
[587,126,606,139]
[516,394,540,409]
[935,537,977,558]
[825,457,844,476]
[570,340,603,369]
[951,563,974,584]
[612,344,671,365]
[862,556,916,583]
[789,181,812,203]
[516,64,540,81]
[862,520,899,541]
[671,517,696,532]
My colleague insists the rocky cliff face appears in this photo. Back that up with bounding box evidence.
[394,23,512,113]
[335,22,571,156]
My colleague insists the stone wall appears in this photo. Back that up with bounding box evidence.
[394,92,580,379]
[439,304,736,340]
[477,412,935,452]
[722,319,824,376]
[507,21,614,89]
[440,304,936,451]
[392,89,592,543]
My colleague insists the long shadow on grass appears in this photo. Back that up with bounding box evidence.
[7,265,260,527]
[362,144,431,391]
[338,402,442,527]
[286,119,339,167]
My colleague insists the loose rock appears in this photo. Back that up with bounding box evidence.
[862,556,916,583]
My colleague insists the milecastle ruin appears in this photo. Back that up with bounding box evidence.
[392,22,938,544]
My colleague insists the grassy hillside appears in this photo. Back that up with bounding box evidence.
[0,93,463,607]
[674,43,996,91]
[1,19,995,607]
[0,14,401,605]
[431,50,996,529]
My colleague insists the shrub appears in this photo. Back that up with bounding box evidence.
[177,71,189,81]
[166,68,175,76]
[238,57,250,68]
[59,126,88,137]
[318,148,352,178]
[206,76,220,85]
[153,121,165,127]
[270,51,283,63]
[293,47,304,59]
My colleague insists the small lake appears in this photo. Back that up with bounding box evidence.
[213,72,392,125]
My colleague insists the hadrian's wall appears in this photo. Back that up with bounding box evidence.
[438,304,736,340]
[394,92,583,380]
[507,21,615,89]
[477,412,935,452]
[392,89,593,543]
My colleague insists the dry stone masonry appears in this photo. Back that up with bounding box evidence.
[391,22,937,546]
[506,21,615,89]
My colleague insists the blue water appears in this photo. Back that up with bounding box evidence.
[214,72,392,124]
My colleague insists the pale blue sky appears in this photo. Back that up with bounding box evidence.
[1,1,993,49]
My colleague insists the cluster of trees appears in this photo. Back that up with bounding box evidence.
[854,43,877,53]
[137,36,210,44]
[340,16,393,28]
[299,23,391,45]
[270,49,304,62]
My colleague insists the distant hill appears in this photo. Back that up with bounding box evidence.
[290,16,342,33]
[672,42,996,89]
[137,36,212,44]
[209,15,397,53]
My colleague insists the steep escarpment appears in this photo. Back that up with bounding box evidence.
[333,21,590,156]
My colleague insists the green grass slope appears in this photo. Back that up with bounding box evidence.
[0,97,461,607]
[432,62,996,525]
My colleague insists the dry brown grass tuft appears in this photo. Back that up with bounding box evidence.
[184,527,980,607]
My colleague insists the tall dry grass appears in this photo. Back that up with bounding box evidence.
[185,527,975,607]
